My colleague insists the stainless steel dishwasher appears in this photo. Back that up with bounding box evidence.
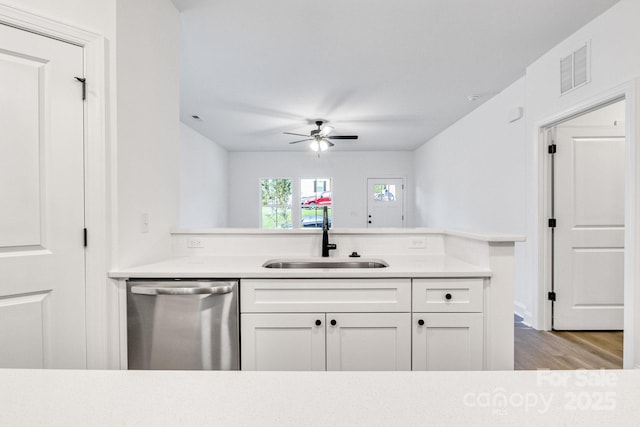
[126,279,239,370]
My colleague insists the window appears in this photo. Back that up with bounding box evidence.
[300,178,332,228]
[261,178,292,229]
[373,184,397,202]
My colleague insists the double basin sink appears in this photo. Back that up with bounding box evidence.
[263,259,388,269]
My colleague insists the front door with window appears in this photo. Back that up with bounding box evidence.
[367,178,404,228]
[0,24,86,368]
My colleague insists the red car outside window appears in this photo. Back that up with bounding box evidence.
[302,191,332,206]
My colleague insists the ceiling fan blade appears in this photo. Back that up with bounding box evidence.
[283,132,310,137]
[326,140,335,147]
[288,138,313,144]
[319,126,334,137]
[327,135,358,140]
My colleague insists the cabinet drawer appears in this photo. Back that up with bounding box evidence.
[241,279,411,313]
[412,279,483,312]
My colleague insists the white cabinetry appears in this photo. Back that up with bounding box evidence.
[241,313,325,371]
[326,313,410,371]
[411,279,484,371]
[241,279,411,371]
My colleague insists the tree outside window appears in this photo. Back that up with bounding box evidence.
[261,178,292,229]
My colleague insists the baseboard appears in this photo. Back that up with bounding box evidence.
[514,301,533,327]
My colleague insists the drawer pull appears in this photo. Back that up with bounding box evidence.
[330,319,337,326]
[315,319,322,326]
[445,293,452,301]
[418,319,424,326]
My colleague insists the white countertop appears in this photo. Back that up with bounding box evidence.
[0,369,635,426]
[109,255,491,279]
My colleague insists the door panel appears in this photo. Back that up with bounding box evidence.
[554,125,625,330]
[572,138,625,226]
[326,313,410,371]
[0,292,49,368]
[0,24,86,368]
[0,52,41,247]
[572,249,624,305]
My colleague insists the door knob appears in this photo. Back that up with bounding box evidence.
[418,319,424,326]
[330,319,337,326]
[315,319,322,326]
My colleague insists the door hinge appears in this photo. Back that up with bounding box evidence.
[548,218,557,228]
[548,144,557,154]
[74,77,86,100]
[548,291,556,301]
[83,228,88,247]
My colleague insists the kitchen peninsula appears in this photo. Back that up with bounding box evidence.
[110,228,524,371]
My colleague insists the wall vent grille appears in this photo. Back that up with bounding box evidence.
[560,41,591,95]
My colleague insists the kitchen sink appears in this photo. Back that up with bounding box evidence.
[262,259,389,269]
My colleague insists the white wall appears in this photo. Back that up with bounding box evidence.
[413,77,528,321]
[180,123,229,228]
[116,0,180,267]
[521,0,640,367]
[228,151,414,228]
[414,77,527,233]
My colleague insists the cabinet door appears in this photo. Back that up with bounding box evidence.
[412,313,483,371]
[241,313,325,371]
[326,313,411,371]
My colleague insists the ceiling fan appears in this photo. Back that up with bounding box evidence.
[284,120,358,151]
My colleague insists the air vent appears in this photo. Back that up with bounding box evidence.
[560,41,591,95]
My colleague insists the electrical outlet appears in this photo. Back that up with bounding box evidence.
[187,238,204,248]
[408,236,426,249]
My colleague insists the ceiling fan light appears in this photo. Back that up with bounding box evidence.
[310,140,320,151]
[319,140,329,151]
[320,126,334,137]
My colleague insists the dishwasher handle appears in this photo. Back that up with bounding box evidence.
[130,282,235,296]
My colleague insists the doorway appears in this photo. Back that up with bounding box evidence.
[366,178,405,228]
[546,100,626,332]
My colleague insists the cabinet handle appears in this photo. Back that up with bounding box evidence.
[445,293,452,300]
[330,319,337,326]
[315,319,322,326]
[418,319,424,326]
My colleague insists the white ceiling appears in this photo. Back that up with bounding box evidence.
[174,0,619,152]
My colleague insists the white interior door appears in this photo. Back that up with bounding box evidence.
[553,125,625,330]
[367,178,404,227]
[0,24,86,368]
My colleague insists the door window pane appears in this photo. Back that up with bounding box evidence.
[300,178,332,228]
[261,178,292,229]
[373,184,397,202]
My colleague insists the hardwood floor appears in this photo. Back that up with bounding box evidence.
[514,315,623,370]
